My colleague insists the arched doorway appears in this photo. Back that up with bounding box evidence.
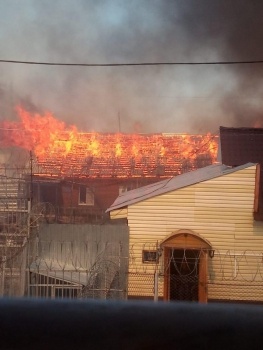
[160,230,212,303]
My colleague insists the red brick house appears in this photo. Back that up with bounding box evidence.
[29,132,218,223]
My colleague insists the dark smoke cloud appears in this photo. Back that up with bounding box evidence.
[0,1,263,133]
[174,1,263,129]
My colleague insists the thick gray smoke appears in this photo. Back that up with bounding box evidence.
[0,1,263,133]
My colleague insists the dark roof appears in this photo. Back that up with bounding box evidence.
[106,162,255,212]
[219,127,263,221]
[220,126,263,165]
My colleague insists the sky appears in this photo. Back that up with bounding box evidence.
[0,0,263,134]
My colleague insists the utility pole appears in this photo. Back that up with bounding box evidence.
[27,151,33,238]
[118,111,121,133]
[154,241,160,302]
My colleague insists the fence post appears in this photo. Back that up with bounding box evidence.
[0,256,6,296]
[154,270,158,301]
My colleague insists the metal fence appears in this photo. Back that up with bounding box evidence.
[0,246,27,297]
[128,272,155,299]
[127,272,263,303]
[29,258,128,300]
[32,225,128,299]
[2,224,263,303]
[2,257,263,303]
[0,223,130,300]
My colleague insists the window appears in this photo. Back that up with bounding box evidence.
[119,185,127,195]
[142,250,159,263]
[119,184,133,195]
[79,186,94,206]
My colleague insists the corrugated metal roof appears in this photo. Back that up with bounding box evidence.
[106,163,256,212]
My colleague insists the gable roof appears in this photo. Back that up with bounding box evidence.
[106,162,255,212]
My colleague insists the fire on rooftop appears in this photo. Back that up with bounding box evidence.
[0,106,218,178]
[0,107,219,226]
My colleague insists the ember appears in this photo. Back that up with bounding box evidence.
[0,107,218,178]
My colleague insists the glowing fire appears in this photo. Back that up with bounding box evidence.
[0,106,77,156]
[0,107,219,177]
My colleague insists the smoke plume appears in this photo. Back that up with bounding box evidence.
[0,1,263,133]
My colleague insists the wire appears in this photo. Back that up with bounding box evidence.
[1,59,263,66]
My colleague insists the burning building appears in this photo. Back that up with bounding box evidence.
[0,108,219,224]
[0,107,218,298]
[30,132,218,223]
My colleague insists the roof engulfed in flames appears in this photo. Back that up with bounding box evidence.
[0,107,218,178]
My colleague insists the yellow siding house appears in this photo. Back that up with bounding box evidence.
[107,163,263,303]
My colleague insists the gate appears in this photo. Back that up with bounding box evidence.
[161,229,212,302]
[169,249,200,301]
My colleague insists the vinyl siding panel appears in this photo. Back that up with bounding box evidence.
[109,207,127,219]
[125,164,263,301]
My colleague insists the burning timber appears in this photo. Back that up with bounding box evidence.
[32,132,218,177]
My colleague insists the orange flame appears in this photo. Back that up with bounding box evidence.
[0,107,219,177]
[0,106,77,156]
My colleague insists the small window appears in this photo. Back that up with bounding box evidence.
[142,250,158,263]
[119,185,127,195]
[79,186,94,206]
[119,184,133,195]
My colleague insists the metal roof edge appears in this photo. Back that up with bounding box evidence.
[107,163,257,213]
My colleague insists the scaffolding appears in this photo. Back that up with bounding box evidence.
[0,148,31,296]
